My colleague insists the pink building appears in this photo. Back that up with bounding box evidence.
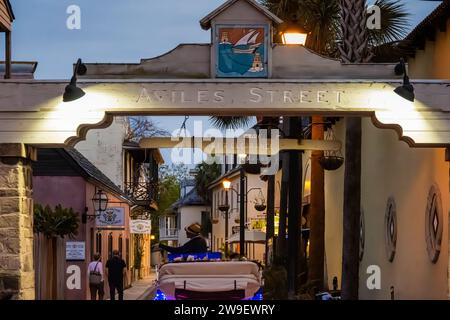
[33,148,136,300]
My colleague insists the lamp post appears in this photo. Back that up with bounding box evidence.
[222,177,264,258]
[218,185,231,257]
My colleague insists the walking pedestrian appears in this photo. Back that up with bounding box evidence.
[105,250,127,301]
[88,253,104,300]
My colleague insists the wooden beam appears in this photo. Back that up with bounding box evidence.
[138,137,342,153]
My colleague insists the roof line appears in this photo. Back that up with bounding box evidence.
[200,0,283,30]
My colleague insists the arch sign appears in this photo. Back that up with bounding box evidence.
[0,79,449,147]
[0,0,449,148]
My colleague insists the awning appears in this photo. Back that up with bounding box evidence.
[227,230,266,244]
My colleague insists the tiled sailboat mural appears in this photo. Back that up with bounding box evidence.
[216,26,268,77]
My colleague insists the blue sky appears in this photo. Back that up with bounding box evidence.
[6,0,442,80]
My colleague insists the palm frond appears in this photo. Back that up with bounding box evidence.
[368,0,410,46]
[209,116,251,130]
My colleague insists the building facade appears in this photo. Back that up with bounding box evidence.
[32,148,135,300]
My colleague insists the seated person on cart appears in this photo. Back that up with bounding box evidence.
[159,222,207,254]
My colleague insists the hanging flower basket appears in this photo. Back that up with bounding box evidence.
[242,163,261,175]
[234,218,241,224]
[212,219,219,224]
[218,204,230,213]
[254,204,267,212]
[319,156,344,171]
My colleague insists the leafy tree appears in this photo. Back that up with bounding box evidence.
[159,163,190,182]
[151,175,181,242]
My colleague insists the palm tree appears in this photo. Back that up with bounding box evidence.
[194,161,222,205]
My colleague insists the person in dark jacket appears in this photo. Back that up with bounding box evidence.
[105,250,126,301]
[159,222,207,254]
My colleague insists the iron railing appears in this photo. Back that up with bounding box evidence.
[124,181,158,203]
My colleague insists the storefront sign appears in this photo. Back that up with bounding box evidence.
[130,219,152,234]
[66,241,85,261]
[96,207,125,227]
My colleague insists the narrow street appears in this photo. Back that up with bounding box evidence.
[121,273,157,300]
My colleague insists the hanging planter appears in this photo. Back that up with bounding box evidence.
[242,163,261,175]
[254,204,267,212]
[253,190,267,212]
[319,156,344,171]
[218,204,230,213]
[212,219,219,224]
[234,218,241,224]
[319,126,344,171]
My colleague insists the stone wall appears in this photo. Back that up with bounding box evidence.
[0,144,35,300]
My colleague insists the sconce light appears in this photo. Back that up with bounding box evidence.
[63,58,87,102]
[394,58,415,102]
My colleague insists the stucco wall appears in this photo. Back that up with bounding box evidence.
[324,118,449,299]
[409,20,450,79]
[178,206,205,246]
[75,117,127,189]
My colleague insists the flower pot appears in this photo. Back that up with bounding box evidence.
[212,219,219,224]
[218,205,230,213]
[235,219,240,224]
[254,204,267,212]
[319,156,344,171]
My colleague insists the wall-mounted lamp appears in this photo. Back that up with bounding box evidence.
[82,189,109,224]
[281,26,308,46]
[92,189,109,212]
[63,58,87,102]
[394,58,415,102]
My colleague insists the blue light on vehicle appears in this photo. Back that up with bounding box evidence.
[154,289,167,300]
[250,288,264,300]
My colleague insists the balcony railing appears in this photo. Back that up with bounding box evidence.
[124,181,158,204]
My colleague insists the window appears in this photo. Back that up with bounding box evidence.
[90,228,94,259]
[425,184,443,263]
[118,234,123,257]
[108,233,113,258]
[384,197,397,262]
[96,232,102,255]
[126,238,130,269]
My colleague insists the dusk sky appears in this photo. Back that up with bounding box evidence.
[3,0,443,160]
[7,0,443,79]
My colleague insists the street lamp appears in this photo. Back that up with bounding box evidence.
[220,177,264,257]
[63,58,87,102]
[218,193,231,257]
[222,179,232,190]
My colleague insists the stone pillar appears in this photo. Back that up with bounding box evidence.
[0,144,36,300]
